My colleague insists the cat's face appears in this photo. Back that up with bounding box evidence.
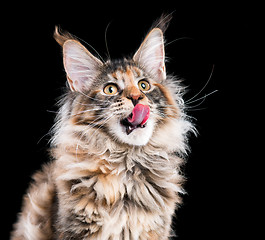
[56,28,182,146]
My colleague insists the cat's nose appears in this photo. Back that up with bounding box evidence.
[127,95,143,106]
[125,86,143,106]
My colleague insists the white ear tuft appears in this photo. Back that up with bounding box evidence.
[63,40,103,92]
[133,28,166,81]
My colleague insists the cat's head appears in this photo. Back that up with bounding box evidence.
[54,25,193,150]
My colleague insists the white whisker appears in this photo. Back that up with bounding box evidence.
[186,90,218,105]
[72,113,106,126]
[70,33,106,64]
[75,114,114,157]
[186,64,215,103]
[79,91,107,103]
[165,37,194,47]
[105,21,112,60]
[70,107,109,117]
[186,107,207,112]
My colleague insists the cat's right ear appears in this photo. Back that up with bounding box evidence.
[54,27,103,92]
[63,41,103,92]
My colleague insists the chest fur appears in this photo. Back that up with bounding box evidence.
[54,152,182,239]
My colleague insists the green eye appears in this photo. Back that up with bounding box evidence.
[138,80,150,91]
[103,84,118,95]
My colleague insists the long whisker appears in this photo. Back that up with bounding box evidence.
[71,112,107,126]
[87,114,113,139]
[75,101,125,143]
[186,107,207,112]
[185,96,207,109]
[78,91,107,103]
[75,114,114,157]
[74,116,108,144]
[70,33,106,64]
[37,132,51,144]
[185,90,218,105]
[186,64,215,103]
[165,37,194,47]
[69,97,105,107]
[70,107,109,117]
[46,110,59,114]
[105,21,112,60]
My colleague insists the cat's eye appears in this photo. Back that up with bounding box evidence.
[138,80,150,91]
[103,84,118,95]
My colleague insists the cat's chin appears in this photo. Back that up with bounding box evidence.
[109,119,155,146]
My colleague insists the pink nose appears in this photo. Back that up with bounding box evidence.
[125,86,143,105]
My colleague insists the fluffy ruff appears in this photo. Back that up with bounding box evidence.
[11,94,194,239]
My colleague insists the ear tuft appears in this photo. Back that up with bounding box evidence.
[133,28,166,81]
[151,12,173,34]
[54,26,76,47]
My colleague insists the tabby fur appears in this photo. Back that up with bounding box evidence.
[11,19,195,240]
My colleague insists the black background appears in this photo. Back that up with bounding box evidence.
[4,4,259,239]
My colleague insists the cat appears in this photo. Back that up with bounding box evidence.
[11,18,195,240]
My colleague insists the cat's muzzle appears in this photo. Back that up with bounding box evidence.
[120,104,150,135]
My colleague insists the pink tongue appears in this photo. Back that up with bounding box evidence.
[127,104,150,127]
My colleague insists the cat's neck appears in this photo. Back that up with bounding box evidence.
[51,125,182,176]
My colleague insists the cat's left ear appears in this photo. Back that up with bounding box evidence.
[133,28,166,81]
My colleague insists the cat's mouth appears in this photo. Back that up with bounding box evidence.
[120,104,150,135]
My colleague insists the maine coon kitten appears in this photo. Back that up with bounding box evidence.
[11,20,195,240]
